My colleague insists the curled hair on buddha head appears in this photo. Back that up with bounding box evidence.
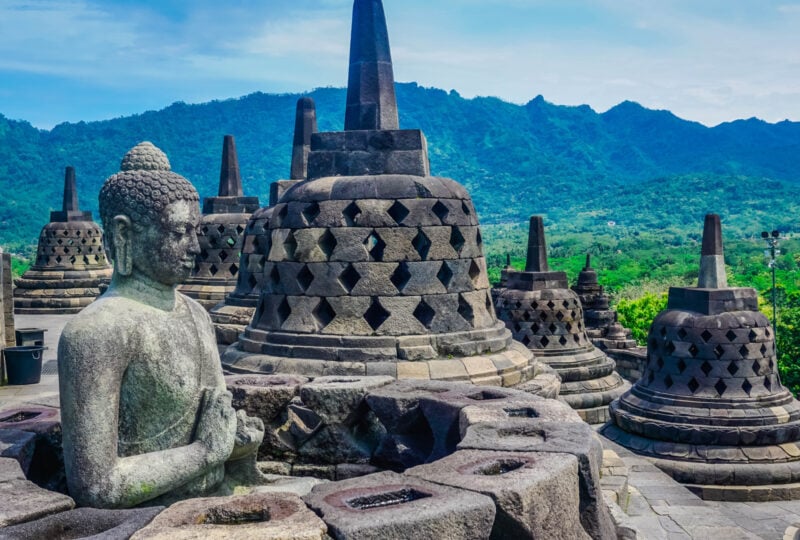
[99,142,199,262]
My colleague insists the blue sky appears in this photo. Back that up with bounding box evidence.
[1,0,798,128]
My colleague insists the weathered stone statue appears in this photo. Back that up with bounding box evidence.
[58,142,264,509]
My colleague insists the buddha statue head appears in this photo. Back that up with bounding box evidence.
[99,142,201,290]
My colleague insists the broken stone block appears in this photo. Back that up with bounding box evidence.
[0,429,36,475]
[458,419,615,540]
[303,471,495,540]
[226,374,308,424]
[0,506,163,540]
[130,492,327,540]
[407,449,590,539]
[300,376,394,426]
[0,457,74,528]
[0,405,65,493]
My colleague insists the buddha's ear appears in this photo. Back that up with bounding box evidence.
[112,215,133,276]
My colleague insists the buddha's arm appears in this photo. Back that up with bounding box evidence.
[58,326,235,508]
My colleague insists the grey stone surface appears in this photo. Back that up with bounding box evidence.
[304,470,495,540]
[0,457,74,528]
[0,429,35,474]
[131,492,327,540]
[698,213,727,289]
[525,216,549,272]
[407,449,590,539]
[0,506,163,540]
[459,419,616,540]
[291,97,318,181]
[57,142,266,509]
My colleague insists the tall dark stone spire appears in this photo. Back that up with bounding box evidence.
[525,216,550,272]
[62,166,79,213]
[698,213,727,288]
[344,0,399,131]
[290,98,318,180]
[584,253,592,270]
[218,135,243,197]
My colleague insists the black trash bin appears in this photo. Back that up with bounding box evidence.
[4,346,45,385]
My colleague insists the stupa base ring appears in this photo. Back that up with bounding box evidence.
[601,423,800,501]
[223,339,556,390]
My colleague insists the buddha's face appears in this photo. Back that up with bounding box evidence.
[131,199,201,286]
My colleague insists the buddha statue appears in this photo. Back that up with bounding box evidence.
[58,142,265,509]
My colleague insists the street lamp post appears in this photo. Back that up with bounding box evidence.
[761,230,781,344]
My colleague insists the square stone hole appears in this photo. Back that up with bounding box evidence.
[346,488,432,511]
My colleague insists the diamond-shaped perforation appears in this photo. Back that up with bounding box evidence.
[388,201,410,224]
[209,264,219,276]
[319,230,338,258]
[727,362,739,376]
[677,359,687,373]
[647,371,655,384]
[540,336,550,347]
[701,361,713,376]
[458,294,474,325]
[219,250,229,262]
[230,263,239,276]
[270,266,281,286]
[714,345,725,359]
[688,378,700,393]
[313,298,335,329]
[437,262,454,288]
[749,329,759,341]
[765,376,772,391]
[413,300,435,328]
[523,311,532,322]
[677,328,688,340]
[366,231,386,261]
[343,202,361,226]
[303,202,321,225]
[740,345,749,358]
[742,379,753,395]
[450,227,466,254]
[461,201,471,216]
[701,330,713,343]
[752,359,762,376]
[277,298,291,326]
[391,262,412,292]
[364,298,390,331]
[665,341,676,354]
[689,344,699,357]
[227,236,237,247]
[664,375,674,389]
[656,356,664,369]
[715,379,727,396]
[531,323,540,334]
[555,311,564,321]
[283,232,297,261]
[339,264,361,293]
[432,201,449,222]
[476,229,483,247]
[558,336,568,346]
[297,265,314,291]
[726,330,738,342]
[468,260,481,284]
[412,230,432,260]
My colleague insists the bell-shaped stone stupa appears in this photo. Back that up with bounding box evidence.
[14,167,112,314]
[210,98,318,345]
[223,0,557,393]
[179,135,260,310]
[494,217,628,422]
[602,214,800,501]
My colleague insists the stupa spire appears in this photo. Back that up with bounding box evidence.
[584,253,592,270]
[525,216,550,272]
[697,213,727,288]
[344,0,399,131]
[62,166,79,213]
[290,98,318,180]
[218,135,243,197]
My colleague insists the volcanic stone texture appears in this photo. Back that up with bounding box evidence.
[0,457,74,528]
[496,281,627,423]
[304,471,495,540]
[130,492,327,540]
[0,507,163,540]
[602,286,800,501]
[210,207,273,344]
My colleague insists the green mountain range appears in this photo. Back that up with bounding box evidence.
[1,82,799,255]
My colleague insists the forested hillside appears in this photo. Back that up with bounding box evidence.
[1,82,799,255]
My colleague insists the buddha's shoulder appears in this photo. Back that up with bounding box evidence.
[61,295,157,338]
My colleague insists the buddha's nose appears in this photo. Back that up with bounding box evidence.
[188,231,201,256]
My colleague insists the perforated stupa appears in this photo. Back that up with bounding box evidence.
[14,167,112,314]
[223,0,557,392]
[179,135,260,310]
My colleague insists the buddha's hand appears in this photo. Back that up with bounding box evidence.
[229,410,265,462]
[195,388,237,467]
